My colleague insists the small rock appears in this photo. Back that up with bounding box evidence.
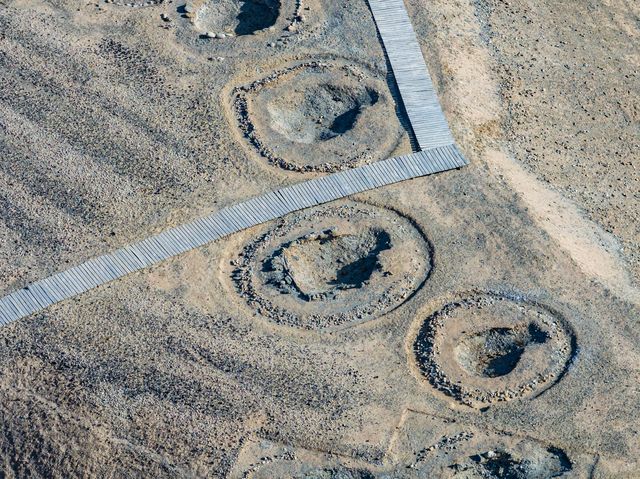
[160,13,170,21]
[218,33,226,39]
[205,31,217,38]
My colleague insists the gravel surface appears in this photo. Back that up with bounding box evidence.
[0,0,637,477]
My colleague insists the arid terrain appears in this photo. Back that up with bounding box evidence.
[0,0,638,477]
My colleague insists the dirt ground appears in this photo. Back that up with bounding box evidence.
[0,0,638,477]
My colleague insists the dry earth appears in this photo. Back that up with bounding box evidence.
[0,0,638,477]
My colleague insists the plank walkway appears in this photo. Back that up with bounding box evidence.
[0,0,469,325]
[368,0,454,150]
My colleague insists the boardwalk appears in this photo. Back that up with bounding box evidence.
[368,0,455,150]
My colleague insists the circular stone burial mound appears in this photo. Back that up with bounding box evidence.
[231,201,432,330]
[412,292,576,408]
[231,60,403,172]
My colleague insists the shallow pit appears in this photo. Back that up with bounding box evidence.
[230,60,404,172]
[455,323,550,378]
[229,201,432,330]
[412,292,576,408]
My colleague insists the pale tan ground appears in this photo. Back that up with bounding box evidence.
[0,0,638,477]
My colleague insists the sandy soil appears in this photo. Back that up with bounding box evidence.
[0,0,638,477]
